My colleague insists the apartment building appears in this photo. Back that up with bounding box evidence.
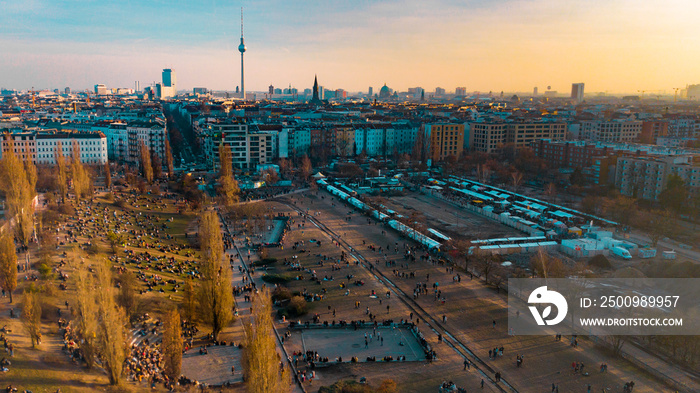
[1,130,107,165]
[615,155,700,200]
[421,123,464,162]
[579,120,642,142]
[471,121,566,153]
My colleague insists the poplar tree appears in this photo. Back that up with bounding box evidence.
[243,287,291,393]
[55,141,68,203]
[22,289,42,347]
[0,141,36,246]
[164,138,174,177]
[139,140,153,183]
[0,230,18,303]
[71,140,92,201]
[217,143,240,206]
[162,308,183,382]
[71,256,99,369]
[95,259,128,385]
[197,211,233,339]
[104,163,112,189]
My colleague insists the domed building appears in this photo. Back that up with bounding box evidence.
[378,84,392,100]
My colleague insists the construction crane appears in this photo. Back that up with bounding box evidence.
[673,87,681,103]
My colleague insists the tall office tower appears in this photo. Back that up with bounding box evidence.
[571,83,584,102]
[533,87,538,95]
[368,86,373,97]
[269,85,274,95]
[455,87,466,96]
[160,69,176,98]
[238,8,247,100]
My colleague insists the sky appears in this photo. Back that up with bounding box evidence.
[1,0,699,95]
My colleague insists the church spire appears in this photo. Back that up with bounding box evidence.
[312,75,320,104]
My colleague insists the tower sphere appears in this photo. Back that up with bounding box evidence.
[238,39,246,53]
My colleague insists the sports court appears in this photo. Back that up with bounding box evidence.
[291,326,427,362]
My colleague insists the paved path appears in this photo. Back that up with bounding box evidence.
[221,213,306,393]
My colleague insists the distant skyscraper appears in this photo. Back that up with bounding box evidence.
[94,84,107,95]
[64,87,70,94]
[238,8,246,100]
[571,83,584,102]
[435,87,445,96]
[160,69,176,98]
[455,87,466,96]
[533,87,538,96]
[269,85,274,95]
[368,86,373,97]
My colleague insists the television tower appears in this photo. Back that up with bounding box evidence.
[238,7,246,100]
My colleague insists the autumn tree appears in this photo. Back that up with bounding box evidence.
[164,138,174,177]
[530,248,568,278]
[262,168,279,185]
[71,140,92,201]
[243,287,291,393]
[659,174,687,214]
[181,279,197,323]
[278,158,291,178]
[218,143,240,207]
[197,211,233,339]
[95,259,128,385]
[162,308,183,382]
[22,288,42,347]
[71,256,99,369]
[638,209,676,247]
[106,231,124,254]
[55,141,68,202]
[139,140,154,183]
[104,163,112,189]
[0,230,18,304]
[117,270,138,320]
[152,151,163,180]
[0,141,36,246]
[300,154,312,180]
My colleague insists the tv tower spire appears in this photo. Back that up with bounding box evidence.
[238,7,246,100]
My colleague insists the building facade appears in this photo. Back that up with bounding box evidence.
[422,123,464,162]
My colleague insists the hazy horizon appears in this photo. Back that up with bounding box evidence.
[2,0,699,95]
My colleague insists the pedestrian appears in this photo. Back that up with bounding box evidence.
[481,379,484,389]
[464,360,468,370]
[493,319,496,329]
[231,365,235,375]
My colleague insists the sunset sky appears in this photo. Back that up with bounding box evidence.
[1,0,699,94]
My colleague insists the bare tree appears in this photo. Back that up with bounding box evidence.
[181,279,197,323]
[300,154,312,181]
[197,211,234,339]
[55,141,68,203]
[104,163,112,189]
[218,144,240,207]
[117,270,138,320]
[511,171,523,192]
[139,140,154,183]
[71,256,99,369]
[0,141,36,246]
[22,289,42,347]
[164,138,174,177]
[243,287,291,393]
[71,140,92,201]
[162,308,183,382]
[95,259,128,385]
[0,228,18,303]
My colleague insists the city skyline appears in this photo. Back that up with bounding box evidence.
[1,0,699,94]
